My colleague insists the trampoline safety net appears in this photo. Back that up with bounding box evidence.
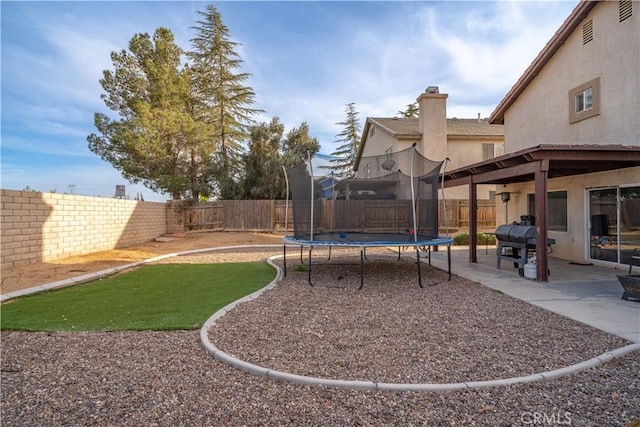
[285,146,444,244]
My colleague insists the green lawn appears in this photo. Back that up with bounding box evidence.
[0,262,274,332]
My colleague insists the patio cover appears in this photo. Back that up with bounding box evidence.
[440,144,640,281]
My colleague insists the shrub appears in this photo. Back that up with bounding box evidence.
[453,232,496,246]
[454,233,470,245]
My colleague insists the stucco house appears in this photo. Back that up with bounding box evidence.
[355,86,505,200]
[443,0,640,280]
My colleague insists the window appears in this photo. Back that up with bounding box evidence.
[620,1,632,22]
[569,77,600,123]
[575,88,593,113]
[528,191,568,232]
[482,143,494,161]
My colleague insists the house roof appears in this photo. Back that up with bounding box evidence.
[368,117,420,139]
[489,0,598,124]
[367,117,504,138]
[441,144,640,187]
[447,118,505,137]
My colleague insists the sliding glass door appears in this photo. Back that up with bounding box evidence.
[589,186,640,266]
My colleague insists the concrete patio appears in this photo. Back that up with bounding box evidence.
[427,245,640,343]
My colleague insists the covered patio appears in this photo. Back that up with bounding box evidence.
[440,144,640,281]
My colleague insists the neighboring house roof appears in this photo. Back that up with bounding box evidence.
[367,117,504,138]
[489,0,598,124]
[368,117,420,139]
[447,118,505,138]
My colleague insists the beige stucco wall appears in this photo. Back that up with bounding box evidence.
[445,137,504,200]
[358,128,400,162]
[1,189,167,269]
[504,1,639,151]
[497,167,640,262]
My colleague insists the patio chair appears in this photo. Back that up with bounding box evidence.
[630,248,640,274]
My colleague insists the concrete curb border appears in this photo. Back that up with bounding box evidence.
[200,254,640,392]
[3,245,638,392]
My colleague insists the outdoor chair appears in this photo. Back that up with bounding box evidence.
[630,248,640,274]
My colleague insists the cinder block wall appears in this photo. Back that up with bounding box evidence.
[1,189,167,269]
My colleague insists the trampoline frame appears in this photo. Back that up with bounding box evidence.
[282,236,453,289]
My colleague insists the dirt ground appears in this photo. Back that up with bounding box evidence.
[1,231,285,295]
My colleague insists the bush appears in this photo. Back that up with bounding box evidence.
[454,233,470,245]
[453,232,496,246]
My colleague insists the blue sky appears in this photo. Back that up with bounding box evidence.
[1,0,578,201]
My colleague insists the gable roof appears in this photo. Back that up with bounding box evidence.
[489,0,598,124]
[368,117,420,139]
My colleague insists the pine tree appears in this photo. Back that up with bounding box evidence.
[327,102,361,178]
[88,28,213,200]
[281,122,321,169]
[188,5,262,199]
[397,102,419,118]
[240,117,286,199]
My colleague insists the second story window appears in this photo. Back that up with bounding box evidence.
[569,77,600,124]
[482,143,494,161]
[575,88,593,113]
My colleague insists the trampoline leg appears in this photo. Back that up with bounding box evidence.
[358,247,365,290]
[428,245,432,266]
[327,246,332,261]
[283,244,287,277]
[308,246,313,286]
[397,247,401,261]
[363,247,368,260]
[300,246,304,263]
[416,248,423,288]
[447,244,452,281]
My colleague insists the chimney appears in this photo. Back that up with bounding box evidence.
[417,86,448,161]
[478,112,481,122]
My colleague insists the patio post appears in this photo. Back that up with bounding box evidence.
[534,160,549,281]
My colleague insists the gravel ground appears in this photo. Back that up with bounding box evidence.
[2,247,639,426]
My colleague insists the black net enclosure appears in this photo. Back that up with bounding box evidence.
[284,146,445,244]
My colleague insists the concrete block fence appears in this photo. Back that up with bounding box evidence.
[1,189,167,270]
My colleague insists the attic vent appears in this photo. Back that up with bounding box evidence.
[583,19,593,44]
[620,1,632,22]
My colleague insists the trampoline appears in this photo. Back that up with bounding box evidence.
[282,145,454,289]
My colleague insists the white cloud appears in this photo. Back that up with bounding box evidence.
[425,2,576,93]
[2,1,580,194]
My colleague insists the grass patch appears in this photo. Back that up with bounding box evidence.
[0,262,274,332]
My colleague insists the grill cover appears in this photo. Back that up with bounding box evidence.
[495,224,536,244]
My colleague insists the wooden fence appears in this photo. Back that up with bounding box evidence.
[180,199,495,232]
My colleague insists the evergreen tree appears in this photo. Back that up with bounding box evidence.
[88,28,213,200]
[240,117,286,199]
[281,122,321,168]
[327,102,361,178]
[397,102,419,118]
[188,4,262,200]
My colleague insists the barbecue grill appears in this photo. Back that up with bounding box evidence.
[495,222,556,276]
